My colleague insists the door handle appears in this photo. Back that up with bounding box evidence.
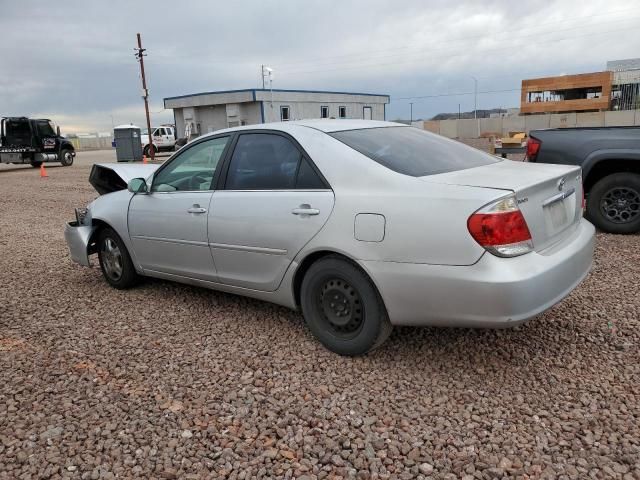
[187,204,207,214]
[292,204,320,216]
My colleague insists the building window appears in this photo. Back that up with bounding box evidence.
[338,106,346,119]
[280,106,290,121]
[321,106,329,119]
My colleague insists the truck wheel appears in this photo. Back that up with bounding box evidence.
[97,227,140,289]
[60,149,74,166]
[586,173,640,234]
[143,144,157,157]
[30,161,42,168]
[300,255,392,356]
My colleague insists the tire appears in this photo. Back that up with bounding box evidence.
[97,227,140,289]
[30,161,42,168]
[143,144,157,157]
[300,255,392,356]
[586,173,640,234]
[60,148,74,166]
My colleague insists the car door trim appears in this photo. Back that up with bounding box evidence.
[131,235,210,247]
[208,242,288,256]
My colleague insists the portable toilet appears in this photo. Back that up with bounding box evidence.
[113,124,143,162]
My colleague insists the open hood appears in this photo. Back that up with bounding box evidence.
[89,163,159,195]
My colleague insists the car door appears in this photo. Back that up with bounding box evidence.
[209,132,334,291]
[164,127,175,148]
[128,135,231,280]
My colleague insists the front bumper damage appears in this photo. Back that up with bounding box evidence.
[64,222,96,267]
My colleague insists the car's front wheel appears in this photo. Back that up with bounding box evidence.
[586,173,640,234]
[97,227,139,289]
[300,256,392,356]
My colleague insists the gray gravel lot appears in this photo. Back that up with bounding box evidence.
[1,150,639,479]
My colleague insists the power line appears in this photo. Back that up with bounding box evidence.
[396,88,521,101]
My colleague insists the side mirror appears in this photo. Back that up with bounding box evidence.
[127,177,148,194]
[56,126,61,136]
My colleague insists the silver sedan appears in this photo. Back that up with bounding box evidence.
[65,120,595,355]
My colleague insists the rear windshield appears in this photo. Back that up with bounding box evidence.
[330,126,499,177]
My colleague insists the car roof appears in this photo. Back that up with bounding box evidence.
[199,119,407,139]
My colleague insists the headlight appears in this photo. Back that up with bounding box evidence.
[75,208,88,225]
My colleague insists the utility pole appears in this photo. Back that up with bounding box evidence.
[135,33,154,161]
[458,104,461,119]
[409,102,413,124]
[261,65,265,89]
[471,75,479,137]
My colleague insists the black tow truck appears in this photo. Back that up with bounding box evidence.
[0,117,75,168]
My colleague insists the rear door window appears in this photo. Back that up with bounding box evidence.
[331,126,499,177]
[224,133,328,190]
[225,133,300,190]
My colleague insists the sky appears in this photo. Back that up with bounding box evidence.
[1,0,639,134]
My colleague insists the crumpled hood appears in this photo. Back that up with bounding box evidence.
[89,163,159,195]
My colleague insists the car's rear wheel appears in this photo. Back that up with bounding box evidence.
[586,173,640,234]
[300,256,392,356]
[97,227,139,289]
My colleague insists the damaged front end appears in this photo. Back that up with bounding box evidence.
[65,162,159,267]
[89,163,158,195]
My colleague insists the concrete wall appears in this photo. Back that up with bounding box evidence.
[68,135,113,151]
[419,110,640,138]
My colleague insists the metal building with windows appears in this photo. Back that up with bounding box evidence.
[164,88,390,140]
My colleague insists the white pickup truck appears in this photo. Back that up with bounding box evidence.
[141,125,176,156]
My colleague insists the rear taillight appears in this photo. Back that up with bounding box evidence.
[467,195,533,257]
[525,137,541,162]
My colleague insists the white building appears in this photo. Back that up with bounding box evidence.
[164,88,390,139]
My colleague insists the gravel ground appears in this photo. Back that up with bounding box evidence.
[1,151,639,479]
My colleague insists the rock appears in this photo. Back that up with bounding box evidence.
[419,463,434,475]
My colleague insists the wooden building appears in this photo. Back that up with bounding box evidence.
[520,71,613,115]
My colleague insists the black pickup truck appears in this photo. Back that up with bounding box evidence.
[526,126,640,234]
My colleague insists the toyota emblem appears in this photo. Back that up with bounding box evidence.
[557,177,566,191]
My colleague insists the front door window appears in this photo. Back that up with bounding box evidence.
[152,136,229,192]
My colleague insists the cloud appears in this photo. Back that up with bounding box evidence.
[1,0,638,130]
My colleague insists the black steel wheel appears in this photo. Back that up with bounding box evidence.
[301,255,392,356]
[587,173,640,234]
[97,227,140,289]
[318,277,365,339]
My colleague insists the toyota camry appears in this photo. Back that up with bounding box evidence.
[65,120,595,355]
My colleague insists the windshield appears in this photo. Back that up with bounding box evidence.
[330,126,499,177]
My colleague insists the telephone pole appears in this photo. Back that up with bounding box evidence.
[135,33,154,160]
[409,102,413,123]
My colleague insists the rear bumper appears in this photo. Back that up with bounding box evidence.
[362,218,595,327]
[64,222,95,267]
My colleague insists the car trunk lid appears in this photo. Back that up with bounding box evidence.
[421,160,583,252]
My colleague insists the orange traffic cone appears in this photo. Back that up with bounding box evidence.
[40,164,48,178]
[142,155,148,164]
